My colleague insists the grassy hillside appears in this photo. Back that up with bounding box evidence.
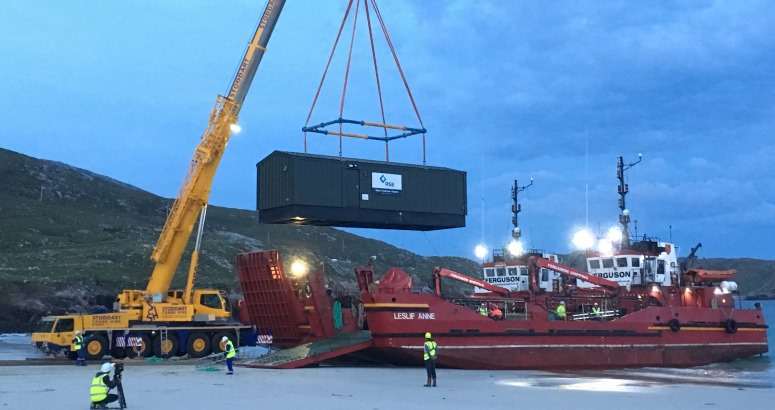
[0,148,479,331]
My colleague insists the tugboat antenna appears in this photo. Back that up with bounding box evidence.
[617,153,642,246]
[511,178,534,241]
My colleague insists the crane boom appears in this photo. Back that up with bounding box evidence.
[228,0,284,108]
[433,267,510,297]
[147,0,286,295]
[528,256,620,293]
[681,242,702,273]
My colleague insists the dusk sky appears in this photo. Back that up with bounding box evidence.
[3,1,774,260]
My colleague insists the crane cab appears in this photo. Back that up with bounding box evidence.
[191,289,232,320]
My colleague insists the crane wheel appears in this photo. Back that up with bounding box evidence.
[110,344,127,359]
[154,333,179,358]
[131,333,154,358]
[85,334,109,360]
[187,332,211,358]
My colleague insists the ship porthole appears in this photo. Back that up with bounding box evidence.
[668,319,681,332]
[724,319,738,334]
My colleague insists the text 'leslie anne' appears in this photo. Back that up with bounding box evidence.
[393,312,435,320]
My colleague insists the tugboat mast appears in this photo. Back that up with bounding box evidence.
[617,154,641,247]
[511,178,534,241]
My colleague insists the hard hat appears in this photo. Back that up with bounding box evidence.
[100,363,115,373]
[75,330,81,334]
[560,301,565,305]
[221,336,229,342]
[424,332,432,339]
[594,302,598,306]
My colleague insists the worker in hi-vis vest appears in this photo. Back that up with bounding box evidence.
[556,301,567,320]
[73,330,85,366]
[90,362,119,409]
[423,332,438,387]
[222,336,236,375]
[478,303,488,316]
[592,303,602,320]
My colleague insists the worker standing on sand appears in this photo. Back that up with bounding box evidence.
[90,363,119,409]
[222,336,236,375]
[423,332,438,387]
[73,330,85,366]
[556,301,567,320]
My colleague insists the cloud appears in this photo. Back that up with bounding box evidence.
[2,0,774,258]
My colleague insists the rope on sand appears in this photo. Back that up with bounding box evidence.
[195,352,227,372]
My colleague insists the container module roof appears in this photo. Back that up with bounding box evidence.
[257,151,467,231]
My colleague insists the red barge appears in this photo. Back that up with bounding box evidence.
[237,246,768,370]
[354,253,768,370]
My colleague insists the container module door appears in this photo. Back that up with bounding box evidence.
[343,168,360,208]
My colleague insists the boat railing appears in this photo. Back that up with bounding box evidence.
[571,310,620,321]
[446,298,531,321]
[504,312,531,321]
[492,248,545,262]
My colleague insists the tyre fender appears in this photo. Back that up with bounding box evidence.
[724,318,738,334]
[667,318,681,332]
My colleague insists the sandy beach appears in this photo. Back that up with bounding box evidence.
[1,362,773,410]
[3,332,773,410]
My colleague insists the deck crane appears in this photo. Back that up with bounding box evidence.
[32,0,287,360]
[433,267,510,297]
[527,256,621,295]
[681,242,702,273]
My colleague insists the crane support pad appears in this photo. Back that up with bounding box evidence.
[257,151,467,231]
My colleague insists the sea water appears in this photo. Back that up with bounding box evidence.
[1,301,772,387]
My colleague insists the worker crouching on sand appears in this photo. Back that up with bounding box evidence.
[222,336,236,375]
[423,332,438,387]
[90,363,119,409]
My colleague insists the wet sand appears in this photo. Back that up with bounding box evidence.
[1,363,774,410]
[3,334,772,409]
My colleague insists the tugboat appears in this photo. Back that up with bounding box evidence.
[355,156,768,370]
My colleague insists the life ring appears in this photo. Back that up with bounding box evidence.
[724,319,738,334]
[667,319,681,332]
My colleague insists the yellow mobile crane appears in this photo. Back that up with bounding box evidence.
[32,0,286,360]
